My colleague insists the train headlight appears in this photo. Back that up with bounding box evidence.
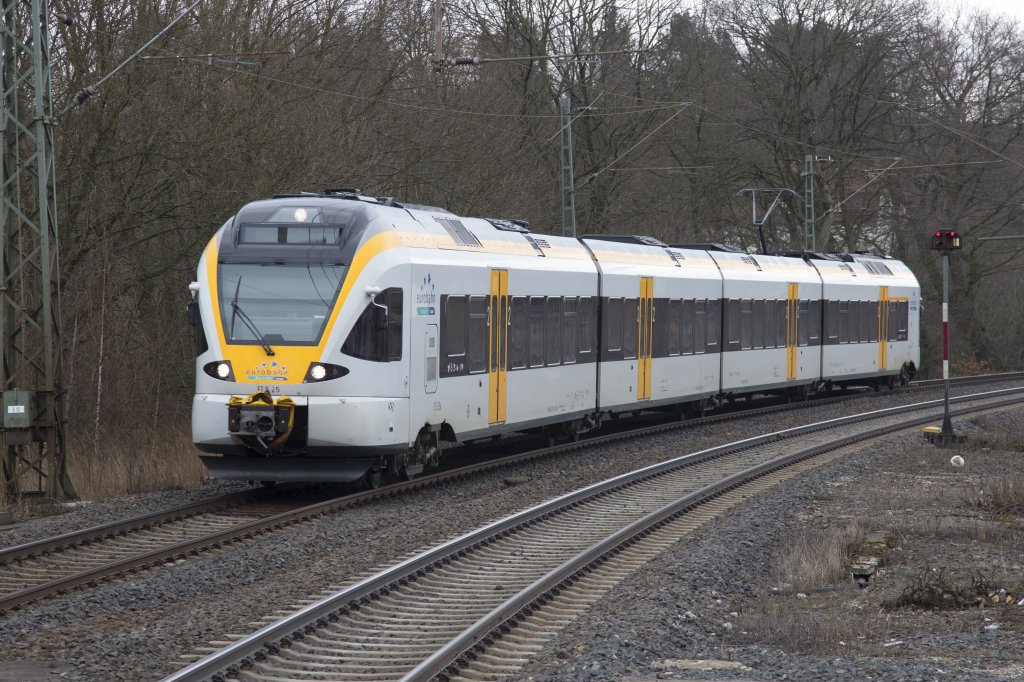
[302,362,349,383]
[202,360,235,381]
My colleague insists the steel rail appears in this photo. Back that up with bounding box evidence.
[401,390,1024,681]
[161,387,1024,682]
[3,374,1018,613]
[0,485,288,563]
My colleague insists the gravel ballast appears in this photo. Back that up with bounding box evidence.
[0,383,1022,681]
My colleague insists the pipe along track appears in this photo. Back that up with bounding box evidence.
[1,372,1019,615]
[163,387,1024,682]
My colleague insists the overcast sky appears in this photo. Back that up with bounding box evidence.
[946,0,1024,22]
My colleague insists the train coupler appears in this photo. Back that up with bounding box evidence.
[227,392,295,450]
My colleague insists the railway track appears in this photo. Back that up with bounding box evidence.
[162,386,1024,682]
[1,372,1019,615]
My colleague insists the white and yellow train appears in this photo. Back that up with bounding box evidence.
[189,191,920,484]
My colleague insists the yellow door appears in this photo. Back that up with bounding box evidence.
[638,277,654,400]
[786,283,798,380]
[488,270,509,423]
[878,286,889,371]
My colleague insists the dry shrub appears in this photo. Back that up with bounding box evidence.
[66,424,205,500]
[962,417,1024,452]
[775,520,867,592]
[962,475,1024,515]
[884,567,990,610]
[738,598,849,648]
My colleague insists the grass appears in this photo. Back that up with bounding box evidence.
[66,425,205,501]
[774,520,868,593]
[737,520,868,647]
[961,475,1024,516]
[883,568,990,610]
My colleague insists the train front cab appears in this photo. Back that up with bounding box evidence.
[191,198,415,483]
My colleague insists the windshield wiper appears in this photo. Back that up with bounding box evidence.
[229,276,275,356]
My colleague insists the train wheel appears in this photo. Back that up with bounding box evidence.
[362,467,383,489]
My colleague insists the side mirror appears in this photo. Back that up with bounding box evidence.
[185,299,199,328]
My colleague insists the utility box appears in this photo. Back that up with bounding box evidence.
[3,390,33,429]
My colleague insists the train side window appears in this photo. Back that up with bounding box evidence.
[888,301,898,342]
[606,298,623,352]
[841,300,853,343]
[703,299,718,353]
[725,299,741,351]
[578,297,594,356]
[622,298,638,359]
[509,297,528,369]
[869,300,879,341]
[808,300,821,345]
[740,299,753,350]
[563,298,577,364]
[653,298,669,358]
[442,295,467,359]
[763,299,775,348]
[798,300,810,346]
[546,297,562,365]
[897,301,908,341]
[823,301,835,344]
[776,300,787,347]
[752,300,764,349]
[679,296,696,352]
[467,296,488,373]
[671,300,684,356]
[859,301,869,343]
[528,296,545,367]
[342,287,403,362]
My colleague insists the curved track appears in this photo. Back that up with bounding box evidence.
[162,386,1024,682]
[1,372,1018,615]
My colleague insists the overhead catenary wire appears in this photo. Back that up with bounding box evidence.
[60,0,204,116]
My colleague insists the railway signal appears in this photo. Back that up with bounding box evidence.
[930,229,961,445]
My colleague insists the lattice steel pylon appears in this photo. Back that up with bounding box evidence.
[1,0,74,500]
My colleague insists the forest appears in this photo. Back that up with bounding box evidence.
[43,0,1024,494]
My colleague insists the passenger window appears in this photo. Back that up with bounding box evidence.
[578,297,594,356]
[467,296,488,373]
[669,300,682,356]
[545,298,562,365]
[808,300,821,345]
[849,301,860,343]
[606,298,623,352]
[763,300,775,349]
[563,298,577,364]
[681,300,694,355]
[702,299,717,353]
[798,300,810,346]
[869,300,879,341]
[897,301,908,341]
[509,297,528,369]
[529,297,545,367]
[753,300,764,349]
[740,299,753,350]
[622,298,638,359]
[826,301,839,344]
[838,301,850,343]
[442,295,466,358]
[776,300,787,347]
[653,299,669,358]
[726,299,741,350]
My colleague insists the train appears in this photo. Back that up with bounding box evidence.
[188,190,920,484]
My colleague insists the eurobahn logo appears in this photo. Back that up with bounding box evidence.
[246,360,289,381]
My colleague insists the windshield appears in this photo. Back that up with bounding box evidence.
[218,263,347,345]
